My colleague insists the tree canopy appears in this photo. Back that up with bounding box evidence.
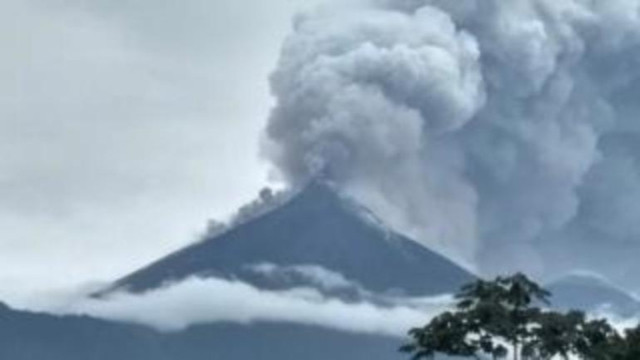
[402,273,640,360]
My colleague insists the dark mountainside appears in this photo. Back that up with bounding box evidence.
[0,302,163,360]
[110,180,474,296]
[0,302,400,360]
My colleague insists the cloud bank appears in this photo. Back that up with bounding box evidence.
[7,266,636,341]
[18,274,449,338]
[263,0,640,287]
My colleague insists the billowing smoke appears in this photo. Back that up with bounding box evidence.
[205,187,293,238]
[263,0,640,286]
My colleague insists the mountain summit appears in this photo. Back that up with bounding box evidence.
[111,180,474,296]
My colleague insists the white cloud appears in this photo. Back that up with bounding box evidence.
[13,275,450,338]
[246,263,360,291]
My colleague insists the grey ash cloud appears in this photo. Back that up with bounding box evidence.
[264,0,640,288]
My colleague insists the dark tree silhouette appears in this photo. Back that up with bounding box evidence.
[456,273,551,360]
[402,273,638,360]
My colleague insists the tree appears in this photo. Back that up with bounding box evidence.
[525,310,585,359]
[457,273,551,360]
[587,324,640,360]
[401,273,629,360]
[572,317,622,360]
[400,311,483,359]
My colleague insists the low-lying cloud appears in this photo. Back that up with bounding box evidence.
[16,274,450,338]
[246,263,362,292]
[6,266,640,342]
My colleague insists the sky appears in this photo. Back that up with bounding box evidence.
[5,0,640,303]
[0,0,326,298]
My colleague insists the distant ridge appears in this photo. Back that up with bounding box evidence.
[0,302,400,360]
[109,180,474,296]
[547,273,640,317]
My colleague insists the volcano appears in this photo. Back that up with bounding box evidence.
[110,180,474,297]
[0,181,477,360]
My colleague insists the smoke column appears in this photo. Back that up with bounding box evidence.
[263,0,640,287]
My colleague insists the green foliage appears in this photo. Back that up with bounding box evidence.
[402,273,640,360]
[400,312,479,359]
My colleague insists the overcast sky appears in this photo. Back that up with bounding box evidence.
[0,0,326,298]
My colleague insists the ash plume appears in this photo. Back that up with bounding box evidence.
[263,0,640,287]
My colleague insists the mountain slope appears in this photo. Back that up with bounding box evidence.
[0,302,403,360]
[0,302,163,360]
[111,181,474,296]
[548,273,640,317]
